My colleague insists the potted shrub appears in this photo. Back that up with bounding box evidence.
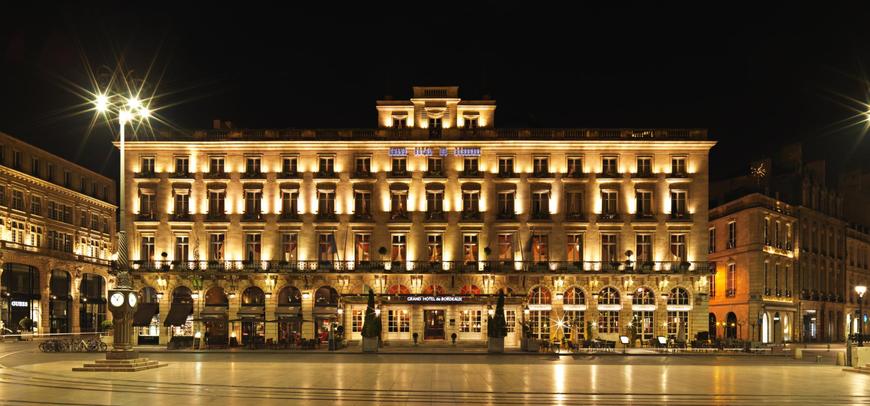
[412,332,419,346]
[100,319,114,345]
[487,291,508,353]
[451,332,458,346]
[361,289,381,352]
[17,317,33,341]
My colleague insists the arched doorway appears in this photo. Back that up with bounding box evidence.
[709,313,717,339]
[134,287,160,345]
[165,286,194,346]
[725,312,738,340]
[313,286,339,343]
[528,286,553,340]
[276,286,302,346]
[563,287,586,342]
[202,286,229,347]
[49,270,71,333]
[79,274,106,333]
[240,286,265,347]
[631,287,656,343]
[1,264,40,334]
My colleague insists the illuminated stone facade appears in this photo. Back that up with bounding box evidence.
[0,132,116,335]
[121,86,715,348]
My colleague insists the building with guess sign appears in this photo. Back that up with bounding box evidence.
[119,86,715,349]
[0,132,116,336]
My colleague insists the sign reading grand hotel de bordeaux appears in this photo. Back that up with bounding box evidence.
[389,147,482,157]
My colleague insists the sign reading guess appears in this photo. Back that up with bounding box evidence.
[10,301,28,308]
[406,296,463,303]
[388,147,481,158]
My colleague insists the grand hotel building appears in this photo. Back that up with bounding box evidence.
[122,86,716,348]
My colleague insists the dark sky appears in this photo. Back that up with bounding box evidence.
[2,3,870,183]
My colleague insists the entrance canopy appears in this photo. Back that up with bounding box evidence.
[163,303,193,326]
[132,303,159,327]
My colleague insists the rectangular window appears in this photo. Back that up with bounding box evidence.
[245,233,261,262]
[11,190,24,211]
[282,190,298,216]
[244,191,262,216]
[636,234,652,262]
[667,311,689,340]
[139,235,155,261]
[391,234,406,263]
[318,156,335,175]
[670,190,687,217]
[47,163,55,182]
[533,156,549,175]
[9,220,24,243]
[505,310,517,333]
[463,157,478,174]
[567,157,583,177]
[31,157,40,177]
[175,156,190,175]
[636,189,652,216]
[727,263,736,297]
[566,190,584,217]
[0,185,5,206]
[530,310,550,340]
[602,234,618,263]
[391,189,408,219]
[245,156,262,175]
[354,156,371,174]
[498,234,514,261]
[601,190,617,215]
[428,234,442,262]
[710,270,716,297]
[602,156,618,175]
[209,157,225,174]
[30,196,42,216]
[462,190,479,215]
[636,156,652,175]
[670,234,686,261]
[354,234,370,262]
[352,310,363,333]
[709,227,716,253]
[598,310,620,334]
[90,213,99,230]
[728,221,737,249]
[209,234,225,261]
[29,225,43,247]
[175,236,189,263]
[391,157,406,174]
[531,190,549,217]
[174,193,189,216]
[208,190,225,217]
[567,234,583,262]
[141,157,155,174]
[427,157,443,174]
[282,156,298,174]
[498,156,514,176]
[79,210,87,227]
[388,310,410,333]
[318,233,334,263]
[671,156,687,175]
[281,233,298,262]
[463,234,479,264]
[498,191,515,217]
[532,234,549,263]
[426,190,443,215]
[460,310,482,333]
[63,171,71,187]
[318,190,335,216]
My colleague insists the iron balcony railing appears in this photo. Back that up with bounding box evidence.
[129,259,712,275]
[1,240,112,266]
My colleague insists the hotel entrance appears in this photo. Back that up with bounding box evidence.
[424,309,445,340]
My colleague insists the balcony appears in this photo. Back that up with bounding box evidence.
[631,171,656,179]
[127,259,713,275]
[423,170,446,179]
[496,171,518,179]
[241,171,267,180]
[169,171,193,179]
[598,212,621,222]
[564,170,588,179]
[633,213,656,222]
[242,212,265,222]
[459,170,483,179]
[461,210,482,221]
[564,212,587,222]
[596,170,622,179]
[170,213,192,222]
[205,212,228,222]
[352,170,374,179]
[352,212,373,222]
[203,171,229,180]
[277,171,301,179]
[1,241,111,266]
[317,212,337,222]
[725,289,736,297]
[496,212,517,221]
[667,171,689,179]
[390,211,411,222]
[669,212,692,222]
[134,171,158,179]
[425,211,446,222]
[136,212,158,222]
[279,212,301,222]
[529,171,554,179]
[530,211,551,221]
[388,170,411,179]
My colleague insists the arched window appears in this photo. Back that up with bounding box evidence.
[598,287,620,305]
[459,285,481,296]
[387,285,411,295]
[668,287,690,305]
[205,287,228,306]
[172,286,193,304]
[709,313,717,338]
[563,287,585,305]
[242,286,265,306]
[50,270,71,298]
[139,287,159,303]
[528,286,551,305]
[632,287,655,305]
[277,286,302,306]
[80,274,105,302]
[725,312,738,339]
[422,285,445,295]
[314,286,338,306]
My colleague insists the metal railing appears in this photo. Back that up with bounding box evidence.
[130,259,712,275]
[1,240,112,266]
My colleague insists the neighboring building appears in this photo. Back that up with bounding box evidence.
[708,193,797,343]
[0,132,116,335]
[119,86,716,348]
[846,225,870,336]
[710,144,850,343]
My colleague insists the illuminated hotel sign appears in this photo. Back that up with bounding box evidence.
[406,296,463,303]
[389,147,481,157]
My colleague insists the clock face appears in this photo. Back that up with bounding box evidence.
[110,292,124,307]
[128,292,138,308]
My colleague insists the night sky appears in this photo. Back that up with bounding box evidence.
[2,3,870,185]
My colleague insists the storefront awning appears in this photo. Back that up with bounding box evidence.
[200,306,229,318]
[132,303,159,327]
[238,306,265,320]
[163,303,193,326]
[276,306,302,317]
[313,306,338,315]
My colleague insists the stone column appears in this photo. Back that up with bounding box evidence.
[265,293,277,341]
[301,290,314,339]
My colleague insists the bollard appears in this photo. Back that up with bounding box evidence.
[837,352,846,366]
[794,348,802,360]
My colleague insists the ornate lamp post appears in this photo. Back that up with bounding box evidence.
[856,285,867,347]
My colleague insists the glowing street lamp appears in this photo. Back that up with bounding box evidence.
[856,285,867,347]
